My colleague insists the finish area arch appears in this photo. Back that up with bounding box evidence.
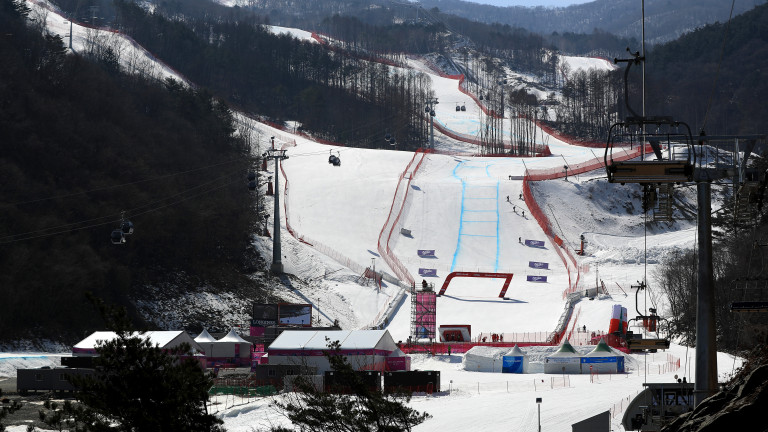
[437,271,514,298]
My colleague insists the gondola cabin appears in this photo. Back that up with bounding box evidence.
[110,229,125,245]
[120,220,134,235]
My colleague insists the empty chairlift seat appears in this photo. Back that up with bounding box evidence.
[605,117,695,185]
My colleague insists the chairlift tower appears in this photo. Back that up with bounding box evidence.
[265,138,288,274]
[425,97,438,149]
[605,17,767,406]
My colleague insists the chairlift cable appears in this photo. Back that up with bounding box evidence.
[4,157,244,207]
[0,172,243,244]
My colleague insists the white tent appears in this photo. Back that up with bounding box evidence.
[194,329,217,357]
[502,344,529,374]
[209,329,252,361]
[267,329,399,373]
[544,339,581,374]
[581,338,625,374]
[462,346,509,372]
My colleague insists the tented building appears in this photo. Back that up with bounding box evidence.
[267,330,406,373]
[194,329,218,365]
[73,331,203,356]
[580,339,625,374]
[502,344,529,374]
[203,328,252,367]
[544,339,581,374]
[462,346,509,372]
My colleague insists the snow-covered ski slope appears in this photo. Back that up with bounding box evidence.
[25,0,188,84]
[23,0,699,348]
[269,49,637,341]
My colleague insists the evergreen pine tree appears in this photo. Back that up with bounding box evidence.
[40,296,224,432]
[269,338,430,432]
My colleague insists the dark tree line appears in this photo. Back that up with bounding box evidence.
[644,2,768,137]
[418,0,757,48]
[654,227,767,352]
[0,0,259,343]
[553,67,624,141]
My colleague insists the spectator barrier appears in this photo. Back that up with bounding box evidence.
[377,150,431,287]
[277,140,397,284]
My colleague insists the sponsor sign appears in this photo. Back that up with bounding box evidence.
[525,239,546,248]
[546,357,580,364]
[502,356,524,373]
[527,275,548,282]
[581,357,617,364]
[528,261,549,269]
[252,303,278,327]
[418,249,436,258]
[419,268,437,277]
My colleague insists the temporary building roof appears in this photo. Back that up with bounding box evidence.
[506,344,526,356]
[389,347,406,357]
[548,339,579,357]
[194,329,217,343]
[269,329,394,351]
[217,329,252,344]
[74,331,202,352]
[584,339,620,357]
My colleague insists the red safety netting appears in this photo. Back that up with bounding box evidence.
[311,32,407,68]
[414,56,499,119]
[376,150,431,286]
[278,141,371,277]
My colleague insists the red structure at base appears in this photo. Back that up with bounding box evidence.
[437,271,515,298]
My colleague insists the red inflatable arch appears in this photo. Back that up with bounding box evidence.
[437,271,514,298]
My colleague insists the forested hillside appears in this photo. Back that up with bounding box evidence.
[76,0,435,150]
[0,0,263,343]
[420,0,760,46]
[644,2,768,137]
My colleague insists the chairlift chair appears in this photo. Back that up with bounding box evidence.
[455,104,460,112]
[605,117,695,185]
[461,104,466,112]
